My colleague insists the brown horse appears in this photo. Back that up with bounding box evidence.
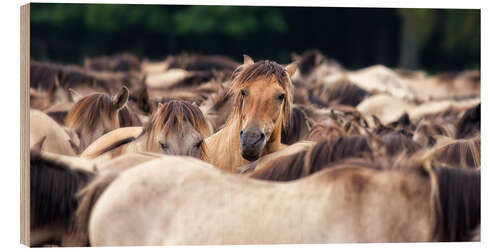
[204,55,296,172]
[76,155,480,245]
[80,99,211,160]
[65,86,140,150]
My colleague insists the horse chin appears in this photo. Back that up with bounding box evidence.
[241,150,261,162]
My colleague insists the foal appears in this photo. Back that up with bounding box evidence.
[203,55,296,172]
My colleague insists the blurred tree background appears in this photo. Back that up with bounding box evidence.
[30,3,480,72]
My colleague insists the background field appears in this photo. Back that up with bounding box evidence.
[30,4,479,72]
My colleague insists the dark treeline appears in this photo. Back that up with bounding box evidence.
[30,4,479,72]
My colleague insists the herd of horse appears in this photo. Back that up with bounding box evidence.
[28,50,480,246]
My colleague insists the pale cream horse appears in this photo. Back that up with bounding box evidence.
[203,55,296,172]
[30,109,80,156]
[76,156,480,245]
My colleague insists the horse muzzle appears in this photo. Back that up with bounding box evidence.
[240,128,266,161]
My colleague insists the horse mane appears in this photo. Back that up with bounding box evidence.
[30,151,94,231]
[433,166,481,241]
[250,136,373,181]
[30,61,62,90]
[307,122,345,141]
[118,104,142,126]
[167,53,239,72]
[165,70,218,90]
[429,136,481,169]
[65,93,117,133]
[143,99,210,155]
[414,119,455,146]
[281,106,313,145]
[230,59,294,129]
[317,77,370,106]
[296,50,325,77]
[455,103,480,139]
[380,132,422,157]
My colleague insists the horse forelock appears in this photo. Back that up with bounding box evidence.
[229,60,294,129]
[145,100,210,149]
[65,93,117,132]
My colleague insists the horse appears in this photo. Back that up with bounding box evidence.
[203,55,296,172]
[357,93,416,125]
[455,103,480,139]
[80,99,211,161]
[76,155,480,245]
[427,136,481,169]
[413,119,455,147]
[310,76,371,107]
[64,86,140,151]
[29,149,94,247]
[247,136,374,180]
[83,53,142,72]
[30,109,80,156]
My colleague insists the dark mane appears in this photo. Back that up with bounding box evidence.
[167,54,239,72]
[30,61,143,96]
[434,166,480,241]
[30,151,94,231]
[84,53,141,72]
[118,104,142,127]
[456,103,480,139]
[297,50,325,77]
[250,136,373,181]
[281,106,312,145]
[30,61,62,90]
[65,93,117,133]
[307,123,345,141]
[381,132,422,156]
[317,78,370,106]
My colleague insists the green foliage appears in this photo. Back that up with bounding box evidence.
[172,6,286,36]
[399,8,438,48]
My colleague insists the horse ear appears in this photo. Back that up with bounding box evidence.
[157,101,164,110]
[371,115,384,129]
[137,87,151,114]
[31,136,46,152]
[243,54,254,65]
[113,86,129,110]
[285,63,297,77]
[68,88,82,103]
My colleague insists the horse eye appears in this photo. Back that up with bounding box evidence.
[278,93,285,100]
[241,90,247,97]
[159,141,168,150]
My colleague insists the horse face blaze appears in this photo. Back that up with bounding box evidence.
[239,78,285,161]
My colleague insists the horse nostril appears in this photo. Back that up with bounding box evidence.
[260,133,265,139]
[240,130,244,136]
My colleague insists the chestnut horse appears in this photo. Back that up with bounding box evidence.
[80,99,211,160]
[204,55,296,172]
[76,155,480,245]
